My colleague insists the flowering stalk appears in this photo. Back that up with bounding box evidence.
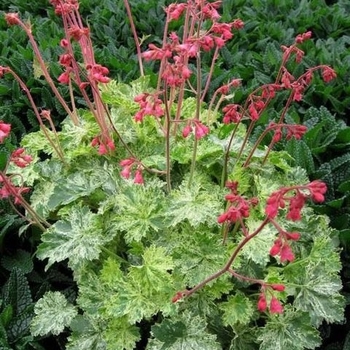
[172,179,327,313]
[5,12,77,124]
[0,67,65,161]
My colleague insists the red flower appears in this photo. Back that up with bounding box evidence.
[182,124,192,138]
[0,121,11,143]
[257,294,267,312]
[134,169,144,185]
[271,284,285,292]
[295,31,312,44]
[280,244,295,262]
[322,66,336,83]
[194,121,209,140]
[58,71,70,84]
[308,180,327,203]
[5,13,20,26]
[11,148,33,168]
[270,297,283,314]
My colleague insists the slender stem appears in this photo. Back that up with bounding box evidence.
[123,0,144,77]
[221,122,240,187]
[185,217,269,298]
[163,86,172,193]
[201,46,219,102]
[7,69,65,162]
[188,52,202,188]
[17,20,77,124]
[0,172,50,231]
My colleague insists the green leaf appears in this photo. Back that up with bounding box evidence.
[0,149,9,172]
[170,227,229,286]
[219,292,255,326]
[31,291,77,336]
[128,246,174,294]
[168,173,222,228]
[3,269,32,316]
[1,250,33,274]
[110,180,166,243]
[46,166,111,211]
[257,307,321,350]
[36,205,108,270]
[285,139,315,173]
[104,246,175,324]
[149,311,221,349]
[0,305,13,329]
[284,236,344,326]
[103,316,140,350]
[241,221,276,266]
[66,315,107,350]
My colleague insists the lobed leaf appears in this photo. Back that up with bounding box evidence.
[30,291,77,336]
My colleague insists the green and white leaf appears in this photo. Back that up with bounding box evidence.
[110,180,166,243]
[168,173,222,227]
[219,292,255,326]
[257,307,321,350]
[284,236,344,326]
[31,291,77,336]
[103,316,140,350]
[36,205,108,270]
[104,246,175,324]
[148,311,221,350]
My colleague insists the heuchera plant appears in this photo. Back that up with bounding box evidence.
[0,0,345,349]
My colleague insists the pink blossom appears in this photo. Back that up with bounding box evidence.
[222,104,241,124]
[5,13,20,26]
[271,284,285,292]
[58,71,70,84]
[68,26,89,41]
[257,294,267,312]
[322,66,337,83]
[182,124,192,138]
[232,19,244,29]
[194,122,209,140]
[280,244,295,262]
[0,121,11,143]
[270,239,282,256]
[286,232,301,241]
[270,297,283,314]
[286,192,305,221]
[285,125,308,140]
[60,39,69,48]
[308,180,327,203]
[11,148,33,168]
[166,3,187,21]
[120,166,131,179]
[134,169,144,184]
[295,31,312,44]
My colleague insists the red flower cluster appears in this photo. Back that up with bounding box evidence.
[10,148,33,168]
[133,93,164,122]
[222,104,242,124]
[269,230,300,263]
[0,121,11,143]
[182,120,210,140]
[91,136,115,155]
[119,158,144,185]
[4,12,20,26]
[257,284,285,314]
[265,181,327,221]
[0,175,30,205]
[86,64,110,84]
[50,0,79,16]
[217,181,257,224]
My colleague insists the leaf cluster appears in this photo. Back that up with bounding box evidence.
[14,78,343,349]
